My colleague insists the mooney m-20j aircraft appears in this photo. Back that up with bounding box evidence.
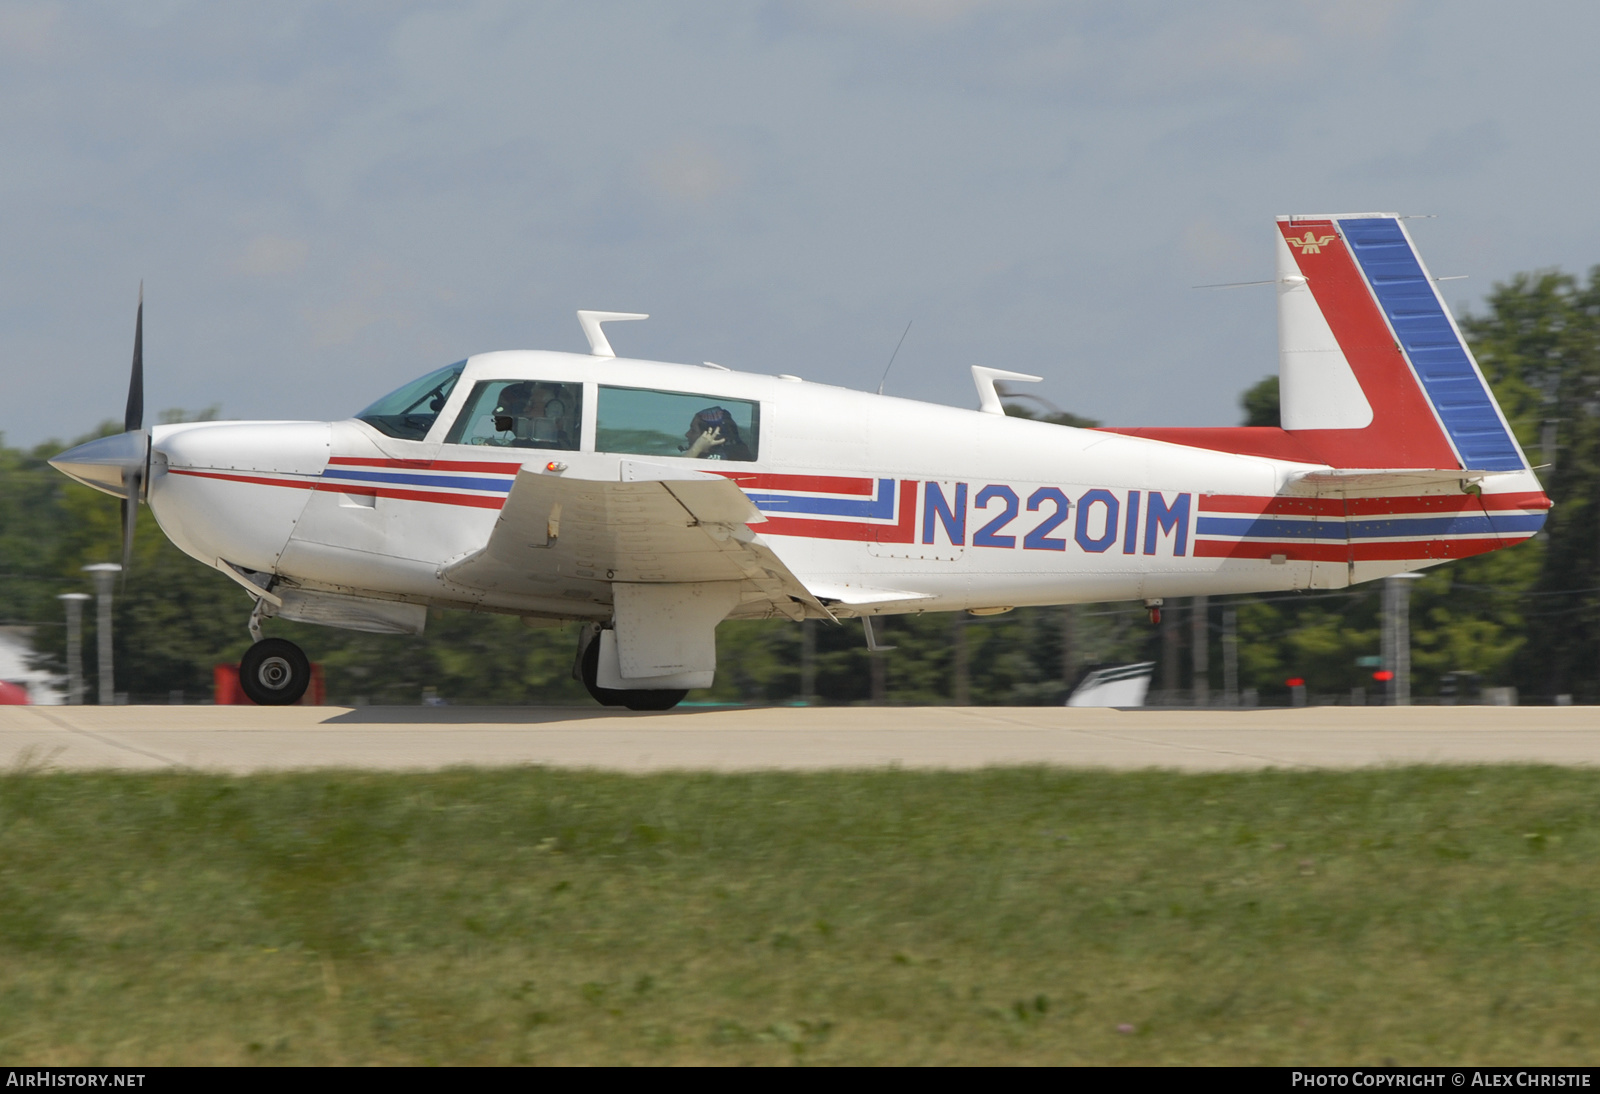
[52,213,1549,709]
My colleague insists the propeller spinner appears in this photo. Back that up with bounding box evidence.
[48,284,152,574]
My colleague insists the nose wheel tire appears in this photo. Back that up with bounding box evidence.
[239,638,311,706]
[579,634,687,711]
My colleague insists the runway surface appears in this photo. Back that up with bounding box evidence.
[4,703,1600,773]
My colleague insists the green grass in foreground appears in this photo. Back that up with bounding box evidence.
[2,766,1599,1065]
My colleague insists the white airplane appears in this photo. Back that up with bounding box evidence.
[51,213,1549,709]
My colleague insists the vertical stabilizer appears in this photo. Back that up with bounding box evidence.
[1273,214,1528,472]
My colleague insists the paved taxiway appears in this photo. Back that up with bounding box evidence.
[3,704,1599,773]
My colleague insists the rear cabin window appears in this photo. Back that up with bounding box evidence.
[355,361,465,441]
[443,380,583,450]
[596,386,760,462]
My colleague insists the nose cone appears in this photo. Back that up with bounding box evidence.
[48,430,149,498]
[145,420,331,573]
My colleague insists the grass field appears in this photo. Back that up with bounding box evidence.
[2,765,1599,1065]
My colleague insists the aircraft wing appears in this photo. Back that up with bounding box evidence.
[439,461,823,620]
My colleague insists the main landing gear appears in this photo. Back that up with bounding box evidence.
[239,637,312,706]
[577,629,688,712]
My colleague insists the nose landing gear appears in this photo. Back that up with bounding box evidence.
[239,637,312,706]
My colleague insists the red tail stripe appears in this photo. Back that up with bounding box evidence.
[1193,537,1521,562]
[1200,491,1549,516]
[1201,495,1343,516]
[1192,540,1348,562]
[1347,491,1549,515]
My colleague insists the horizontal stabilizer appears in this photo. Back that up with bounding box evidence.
[806,583,935,608]
[1287,468,1519,496]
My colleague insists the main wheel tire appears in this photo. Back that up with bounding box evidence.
[620,689,688,712]
[579,634,688,711]
[579,633,628,707]
[238,638,311,706]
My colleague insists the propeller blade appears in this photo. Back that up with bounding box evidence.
[122,449,145,575]
[124,282,143,433]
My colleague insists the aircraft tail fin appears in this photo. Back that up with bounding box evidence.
[1274,213,1527,472]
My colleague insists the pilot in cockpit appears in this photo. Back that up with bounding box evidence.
[490,382,571,448]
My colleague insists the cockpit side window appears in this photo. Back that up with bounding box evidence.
[355,362,465,441]
[443,380,583,450]
[596,386,760,462]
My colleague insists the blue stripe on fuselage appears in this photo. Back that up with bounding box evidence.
[746,479,897,519]
[321,468,514,493]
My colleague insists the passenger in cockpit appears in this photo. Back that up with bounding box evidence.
[682,406,751,461]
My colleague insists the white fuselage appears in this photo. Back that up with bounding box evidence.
[144,350,1546,623]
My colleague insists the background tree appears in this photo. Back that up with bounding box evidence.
[1240,376,1280,428]
[1461,268,1600,700]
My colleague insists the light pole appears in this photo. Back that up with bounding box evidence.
[1222,606,1239,707]
[82,563,122,705]
[57,593,91,705]
[1382,572,1425,706]
[799,618,816,706]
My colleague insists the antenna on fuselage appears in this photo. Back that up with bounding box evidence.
[577,310,648,357]
[876,319,913,396]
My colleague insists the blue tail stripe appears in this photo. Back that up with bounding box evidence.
[1195,517,1346,540]
[1348,514,1546,538]
[1197,512,1546,540]
[1339,217,1524,472]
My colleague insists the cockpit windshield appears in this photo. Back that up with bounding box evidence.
[355,362,465,441]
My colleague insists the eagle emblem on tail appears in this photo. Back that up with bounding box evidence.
[1287,231,1337,255]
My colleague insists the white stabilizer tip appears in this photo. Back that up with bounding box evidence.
[971,366,1044,415]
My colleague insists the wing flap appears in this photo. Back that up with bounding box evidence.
[440,468,820,619]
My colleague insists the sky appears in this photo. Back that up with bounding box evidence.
[5,1,1600,449]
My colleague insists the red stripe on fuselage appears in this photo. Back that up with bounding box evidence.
[328,456,523,474]
[167,468,507,509]
[714,472,876,495]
